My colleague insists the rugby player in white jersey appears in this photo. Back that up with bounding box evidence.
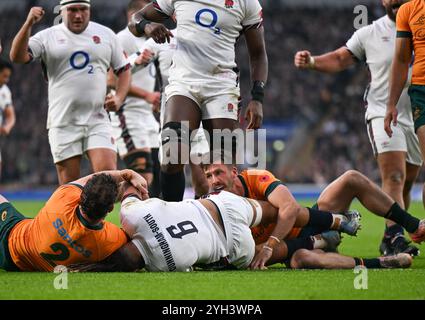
[294,0,420,256]
[140,20,210,198]
[9,0,131,184]
[0,58,16,179]
[109,0,161,194]
[127,0,268,202]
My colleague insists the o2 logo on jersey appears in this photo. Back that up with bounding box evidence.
[70,51,94,74]
[195,9,221,35]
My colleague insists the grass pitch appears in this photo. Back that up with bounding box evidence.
[0,200,424,300]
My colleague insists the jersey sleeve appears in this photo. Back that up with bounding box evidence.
[117,31,138,55]
[141,38,160,57]
[242,0,263,27]
[153,0,174,16]
[28,30,46,61]
[245,170,283,198]
[110,32,131,74]
[345,26,368,62]
[396,3,412,38]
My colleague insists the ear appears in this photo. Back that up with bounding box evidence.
[231,166,238,176]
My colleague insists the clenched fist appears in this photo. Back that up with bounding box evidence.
[26,7,45,26]
[294,50,314,69]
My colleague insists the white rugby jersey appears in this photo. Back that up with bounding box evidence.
[346,15,413,126]
[117,28,157,112]
[142,29,178,89]
[120,197,228,272]
[154,0,262,86]
[0,85,12,124]
[28,22,129,129]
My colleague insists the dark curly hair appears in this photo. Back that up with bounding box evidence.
[80,173,119,220]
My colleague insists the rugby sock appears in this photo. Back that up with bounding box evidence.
[285,237,314,259]
[149,148,161,198]
[160,171,185,201]
[385,203,420,234]
[384,224,404,240]
[354,257,381,269]
[305,208,335,232]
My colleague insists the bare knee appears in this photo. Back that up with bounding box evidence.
[340,170,368,189]
[290,249,321,269]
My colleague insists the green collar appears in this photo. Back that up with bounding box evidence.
[237,175,249,198]
[76,207,104,231]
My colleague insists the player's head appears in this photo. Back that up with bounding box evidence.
[202,151,238,193]
[127,0,151,21]
[80,173,119,221]
[382,0,408,22]
[60,0,91,34]
[0,58,12,87]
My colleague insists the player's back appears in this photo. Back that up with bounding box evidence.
[120,197,228,271]
[8,184,127,271]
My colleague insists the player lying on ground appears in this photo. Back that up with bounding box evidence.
[0,169,147,271]
[69,181,419,272]
[202,162,425,269]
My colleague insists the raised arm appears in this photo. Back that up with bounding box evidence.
[128,3,173,43]
[71,169,148,197]
[10,7,45,64]
[294,47,356,73]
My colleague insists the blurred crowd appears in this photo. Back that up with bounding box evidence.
[0,3,422,187]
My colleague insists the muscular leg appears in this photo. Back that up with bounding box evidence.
[87,148,117,172]
[404,162,420,210]
[161,96,201,201]
[149,148,161,198]
[290,249,356,269]
[55,156,82,185]
[289,249,411,269]
[377,151,407,208]
[203,118,238,156]
[316,170,422,235]
[317,170,394,214]
[377,152,408,254]
[415,126,425,209]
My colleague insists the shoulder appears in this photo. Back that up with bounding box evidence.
[244,169,277,179]
[88,22,117,38]
[50,184,83,203]
[117,28,131,39]
[32,25,56,39]
[353,20,375,38]
[0,85,11,96]
[398,1,414,18]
